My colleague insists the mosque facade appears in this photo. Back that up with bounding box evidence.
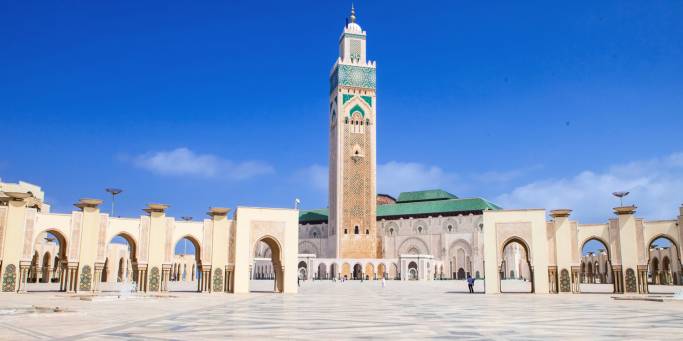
[293,8,683,295]
[1,8,682,296]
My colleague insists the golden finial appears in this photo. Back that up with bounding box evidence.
[350,4,356,23]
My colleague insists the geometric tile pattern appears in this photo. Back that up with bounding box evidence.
[1,281,682,340]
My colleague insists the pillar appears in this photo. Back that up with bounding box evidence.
[93,262,104,292]
[143,204,170,293]
[18,261,31,293]
[161,264,171,292]
[550,209,575,294]
[0,192,31,293]
[208,207,231,293]
[66,262,79,292]
[614,206,644,294]
[73,198,104,293]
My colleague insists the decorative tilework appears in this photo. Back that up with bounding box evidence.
[2,264,16,292]
[349,104,365,118]
[342,94,354,104]
[330,65,376,91]
[350,39,361,61]
[625,268,637,293]
[361,95,372,106]
[213,268,223,292]
[560,269,571,292]
[149,267,160,292]
[80,265,92,291]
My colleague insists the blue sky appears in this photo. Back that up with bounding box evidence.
[2,1,682,225]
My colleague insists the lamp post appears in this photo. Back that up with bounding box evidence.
[180,217,192,254]
[105,188,123,217]
[612,191,630,207]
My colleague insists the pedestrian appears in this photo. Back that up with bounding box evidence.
[381,276,386,288]
[467,274,475,293]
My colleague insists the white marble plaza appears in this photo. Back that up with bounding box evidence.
[0,281,682,340]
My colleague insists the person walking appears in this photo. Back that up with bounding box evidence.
[381,276,386,288]
[467,274,475,293]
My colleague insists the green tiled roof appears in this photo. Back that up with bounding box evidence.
[377,198,500,218]
[396,189,458,203]
[299,208,329,223]
[299,197,501,223]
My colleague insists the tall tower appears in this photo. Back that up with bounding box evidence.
[329,6,379,259]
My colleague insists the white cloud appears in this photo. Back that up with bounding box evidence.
[130,147,274,180]
[377,161,458,197]
[295,164,327,191]
[473,164,543,183]
[495,152,683,222]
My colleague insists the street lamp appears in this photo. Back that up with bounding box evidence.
[612,191,630,207]
[105,188,123,217]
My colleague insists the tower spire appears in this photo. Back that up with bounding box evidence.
[349,4,356,23]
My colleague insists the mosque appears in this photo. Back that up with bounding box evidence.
[1,7,682,295]
[286,7,683,294]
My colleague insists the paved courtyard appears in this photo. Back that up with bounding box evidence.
[1,281,682,340]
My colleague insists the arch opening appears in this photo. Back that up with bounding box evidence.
[249,236,284,293]
[169,236,202,292]
[27,230,67,292]
[579,237,615,293]
[500,238,533,293]
[99,234,138,292]
[647,235,682,292]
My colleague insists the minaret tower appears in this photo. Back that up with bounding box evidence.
[329,6,379,259]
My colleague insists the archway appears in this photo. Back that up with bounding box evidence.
[647,235,682,293]
[100,233,137,292]
[365,263,374,280]
[500,238,532,293]
[353,264,362,280]
[408,262,418,280]
[330,263,338,280]
[390,263,399,279]
[377,263,386,279]
[250,236,284,293]
[317,263,328,280]
[298,261,308,281]
[457,268,466,280]
[170,236,202,292]
[579,238,614,293]
[342,263,351,279]
[27,230,67,292]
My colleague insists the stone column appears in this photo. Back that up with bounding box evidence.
[93,262,104,292]
[637,265,649,294]
[208,207,231,293]
[163,264,173,292]
[612,265,624,294]
[571,266,581,293]
[67,262,79,292]
[1,192,31,293]
[614,206,641,294]
[18,261,31,293]
[59,261,67,291]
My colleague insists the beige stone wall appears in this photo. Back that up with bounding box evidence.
[0,194,297,294]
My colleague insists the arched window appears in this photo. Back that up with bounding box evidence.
[417,226,423,234]
[344,228,348,234]
[365,229,369,235]
[389,228,394,236]
[447,225,453,232]
[354,226,359,234]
